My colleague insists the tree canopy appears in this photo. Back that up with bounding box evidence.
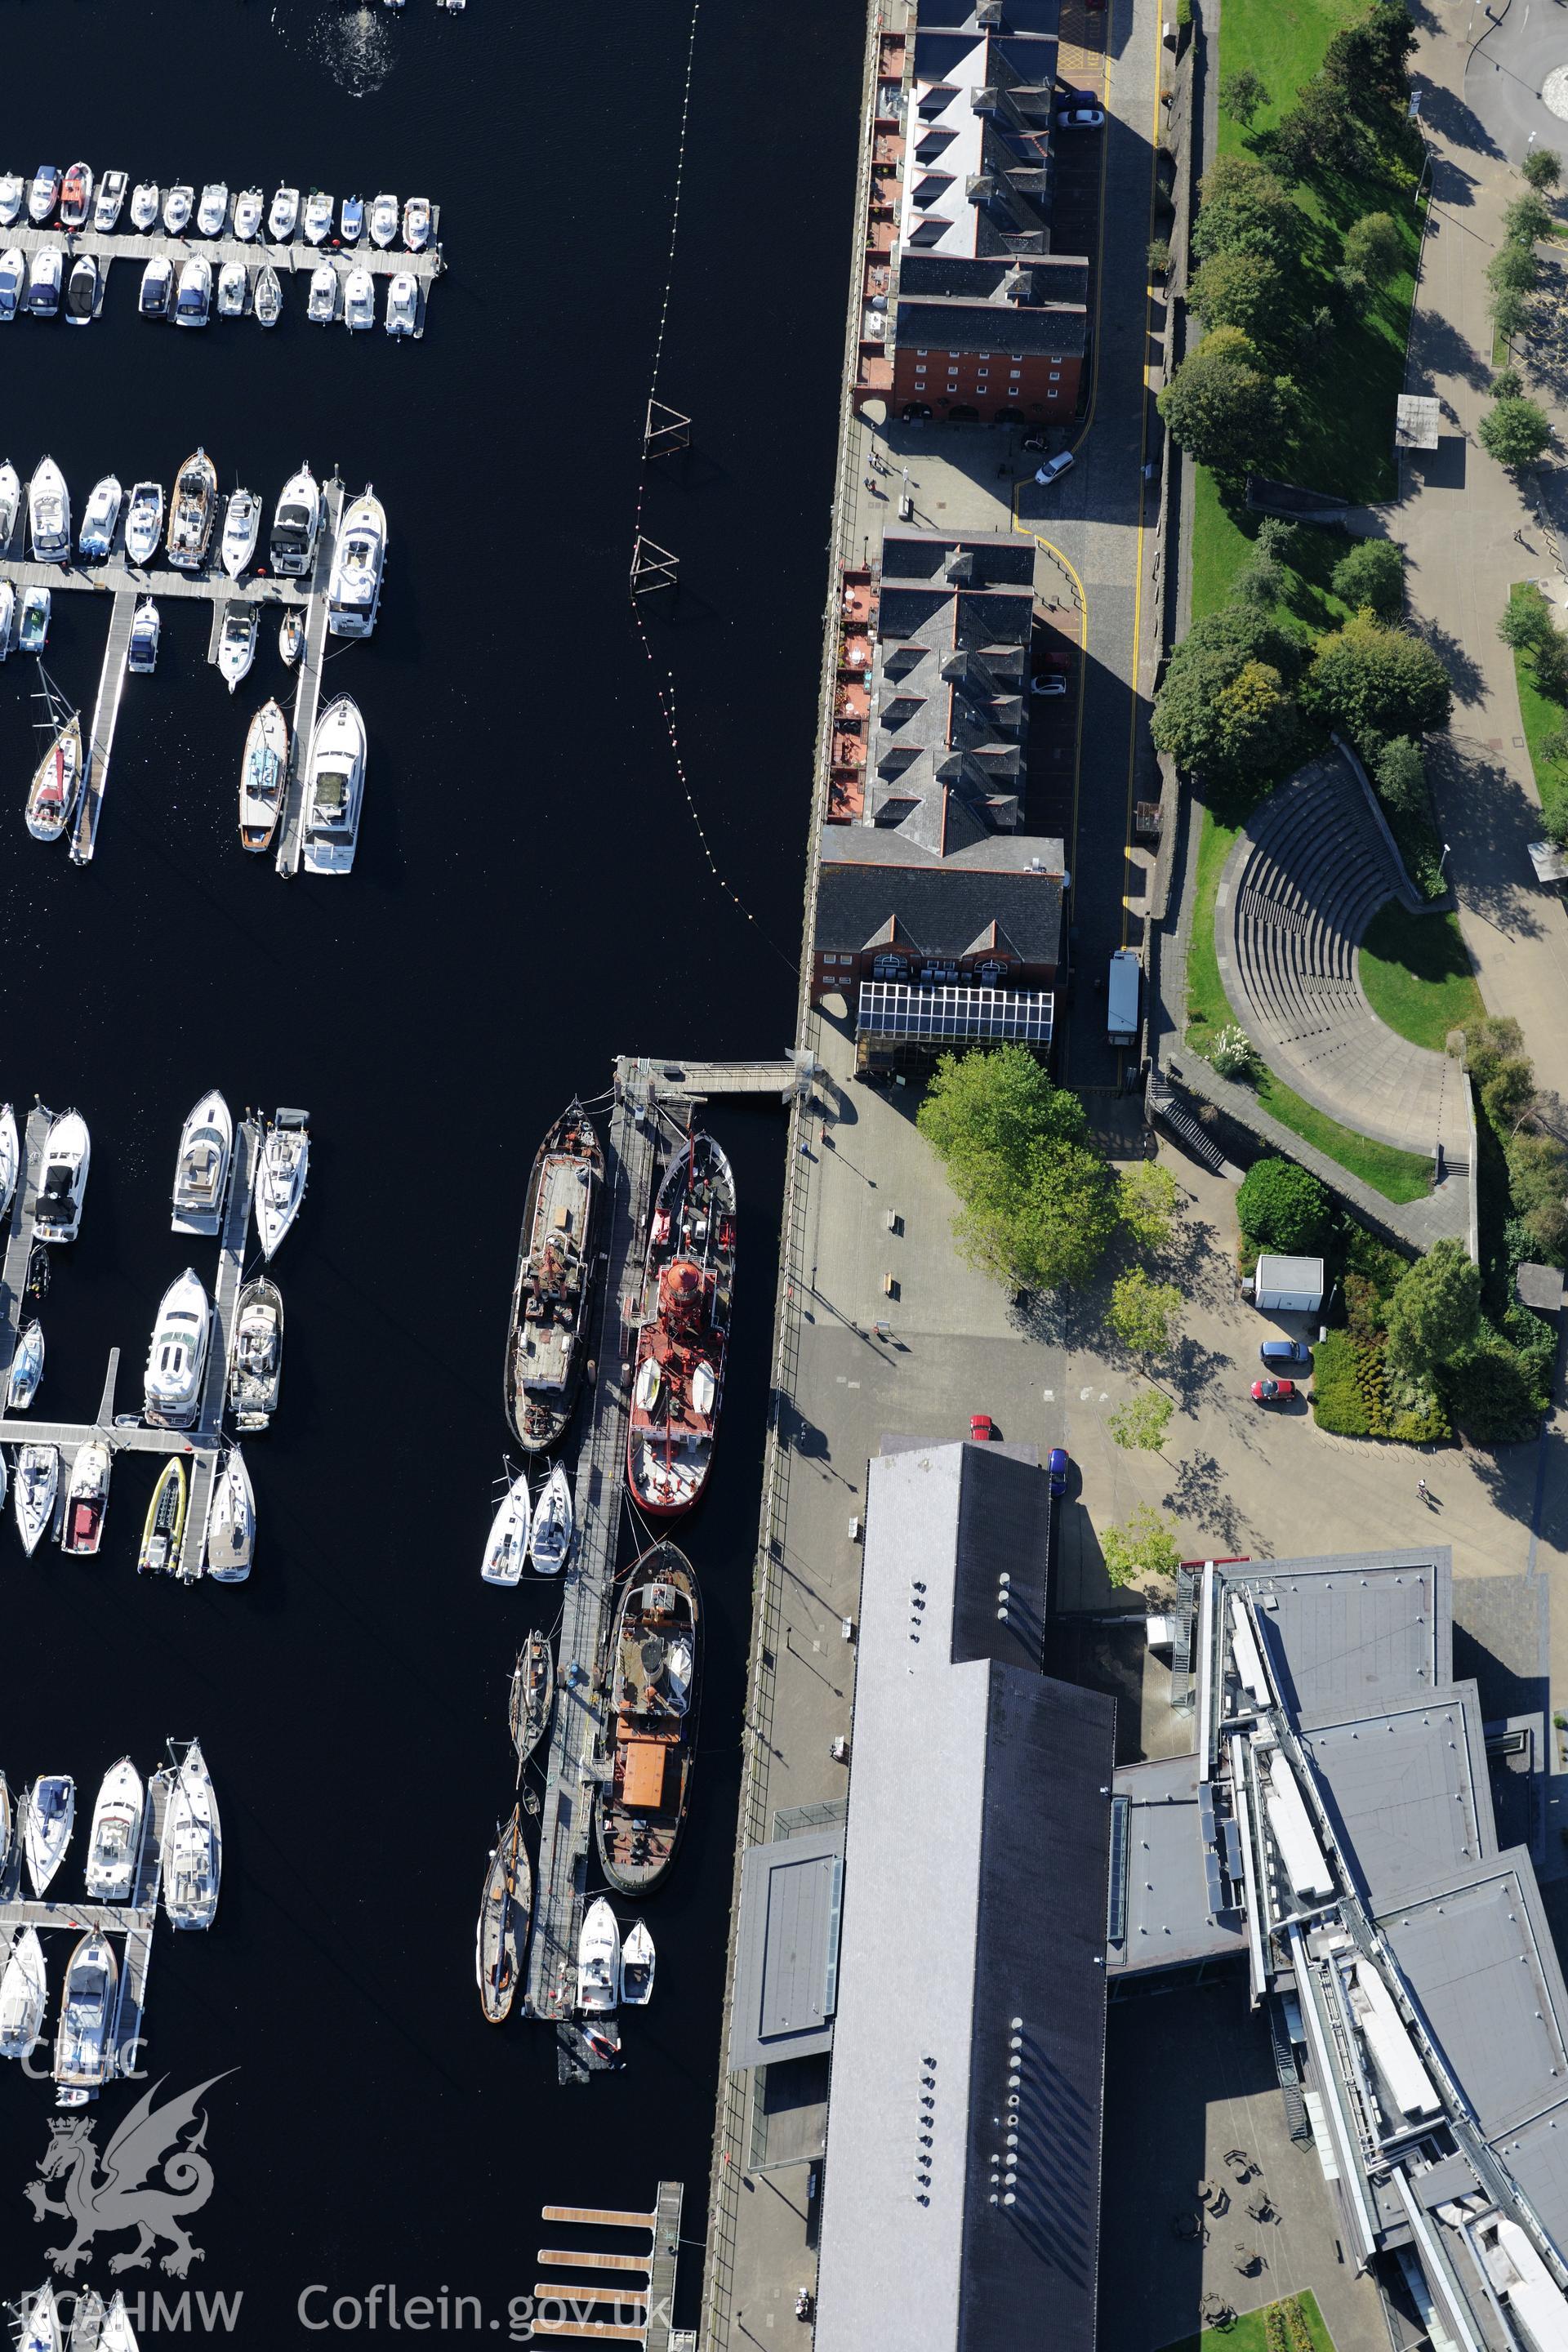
[1331,537,1405,616]
[1478,396,1552,472]
[1107,1392,1174,1453]
[1156,327,1295,477]
[1192,155,1307,266]
[1101,1504,1181,1588]
[1152,604,1305,779]
[1117,1161,1180,1251]
[1107,1270,1183,1356]
[1343,211,1404,287]
[1236,1156,1330,1251]
[1222,69,1272,127]
[1385,1239,1482,1377]
[1303,612,1453,746]
[916,1047,1120,1294]
[1521,147,1562,192]
[1188,251,1293,349]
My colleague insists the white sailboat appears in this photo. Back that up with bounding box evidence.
[24,1775,75,1895]
[68,2292,107,2352]
[577,1897,621,2014]
[255,1108,310,1258]
[172,1089,234,1234]
[239,700,288,852]
[14,1442,58,1554]
[162,1743,221,1929]
[8,1318,44,1409]
[101,2295,141,2352]
[0,1926,48,2059]
[481,1470,531,1587]
[621,1919,656,2005]
[529,1463,573,1575]
[19,2283,60,2352]
[204,1446,255,1584]
[84,1758,145,1901]
[143,1267,212,1429]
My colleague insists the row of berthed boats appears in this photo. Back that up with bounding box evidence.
[2,165,434,250]
[16,2283,139,2352]
[0,244,424,335]
[0,1746,220,2103]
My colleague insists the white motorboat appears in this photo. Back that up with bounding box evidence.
[197,181,228,237]
[0,1100,16,1214]
[621,1919,655,2005]
[234,186,263,241]
[0,1927,48,2060]
[53,1930,118,2097]
[139,253,172,317]
[18,2284,60,2352]
[307,263,336,324]
[270,461,320,576]
[0,579,12,654]
[143,1267,212,1428]
[14,1443,58,1554]
[78,473,122,559]
[163,182,193,234]
[29,457,69,562]
[0,172,22,227]
[167,447,217,568]
[94,169,128,231]
[341,193,365,243]
[174,252,212,327]
[59,163,93,232]
[255,1107,310,1258]
[239,698,288,850]
[65,254,100,324]
[255,265,283,327]
[344,267,375,331]
[34,1109,89,1241]
[28,164,61,225]
[124,479,163,564]
[85,1759,144,1901]
[229,1277,283,1428]
[0,459,18,543]
[221,487,261,577]
[369,191,399,249]
[403,195,431,251]
[163,1744,220,1928]
[301,693,366,874]
[279,608,304,663]
[268,185,300,241]
[216,261,247,318]
[303,189,334,244]
[8,1319,44,1410]
[481,1470,532,1587]
[529,1463,573,1575]
[204,1446,255,1583]
[61,1439,111,1555]
[26,710,80,843]
[385,272,418,336]
[327,487,386,636]
[24,1776,75,1895]
[577,1897,621,2014]
[26,246,63,318]
[0,247,22,322]
[127,598,160,674]
[130,180,159,230]
[172,1089,234,1232]
[19,585,51,654]
[218,603,257,693]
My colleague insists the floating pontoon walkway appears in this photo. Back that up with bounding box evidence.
[532,2185,686,2350]
[275,483,344,878]
[617,1054,818,1104]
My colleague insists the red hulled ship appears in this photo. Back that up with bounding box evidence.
[626,1131,736,1517]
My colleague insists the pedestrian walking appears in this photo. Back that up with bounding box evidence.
[1416,1477,1430,1503]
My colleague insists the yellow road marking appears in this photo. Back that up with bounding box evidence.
[1120,0,1166,952]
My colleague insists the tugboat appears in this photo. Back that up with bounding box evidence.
[595,1541,700,1895]
[504,1104,604,1452]
[475,1806,531,2025]
[626,1132,736,1516]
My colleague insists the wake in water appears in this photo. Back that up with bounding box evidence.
[288,5,398,99]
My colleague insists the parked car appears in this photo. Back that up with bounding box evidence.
[1034,450,1075,488]
[1259,1339,1312,1370]
[1057,104,1107,131]
[969,1413,995,1441]
[1048,1446,1070,1498]
[1031,671,1068,697]
[1251,1378,1297,1406]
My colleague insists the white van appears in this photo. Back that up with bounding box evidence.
[1107,950,1140,1046]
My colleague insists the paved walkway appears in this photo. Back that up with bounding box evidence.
[1217,754,1463,1159]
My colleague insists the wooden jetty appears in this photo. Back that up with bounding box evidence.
[274,482,345,878]
[617,1053,819,1106]
[180,1115,261,1577]
[74,588,137,863]
[532,2185,685,2350]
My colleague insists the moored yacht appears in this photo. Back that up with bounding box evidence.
[59,163,93,230]
[65,254,100,323]
[17,2284,60,2352]
[0,248,21,321]
[0,580,11,654]
[28,165,61,225]
[254,264,283,327]
[626,1131,737,1517]
[303,189,334,243]
[129,180,159,230]
[216,261,247,318]
[14,1443,58,1554]
[196,181,228,237]
[61,1439,111,1555]
[162,1743,220,1927]
[278,608,304,663]
[369,191,399,248]
[138,1457,186,1576]
[24,1776,74,1894]
[100,2296,138,2352]
[301,693,366,874]
[270,461,320,576]
[221,487,260,576]
[228,1277,283,1428]
[143,1267,212,1428]
[255,1108,310,1258]
[167,448,217,568]
[326,487,386,636]
[25,711,82,843]
[0,460,19,544]
[344,268,374,331]
[475,1806,531,2025]
[403,195,432,250]
[621,1920,656,2005]
[84,1759,144,1901]
[0,1927,47,2060]
[341,193,364,244]
[218,603,257,693]
[172,1089,233,1232]
[93,170,127,231]
[124,479,163,563]
[0,172,22,228]
[504,1103,604,1450]
[162,182,193,234]
[510,1632,555,1766]
[8,1320,44,1410]
[0,1101,18,1217]
[529,1463,573,1575]
[577,1897,621,2015]
[204,1446,254,1582]
[480,1470,531,1588]
[306,262,336,323]
[234,187,263,241]
[385,271,418,336]
[127,599,159,674]
[268,185,300,241]
[174,252,212,327]
[595,1542,701,1894]
[29,457,69,560]
[138,254,172,317]
[239,699,287,850]
[53,1930,118,2100]
[19,586,51,654]
[34,1110,89,1240]
[26,246,63,318]
[78,474,122,559]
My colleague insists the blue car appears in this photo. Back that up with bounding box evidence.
[1048,1446,1070,1498]
[1260,1338,1312,1369]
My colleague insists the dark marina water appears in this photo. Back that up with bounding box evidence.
[0,2,858,2332]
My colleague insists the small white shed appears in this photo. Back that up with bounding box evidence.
[1254,1254,1325,1315]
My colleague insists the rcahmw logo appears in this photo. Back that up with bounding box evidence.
[297,2287,675,2337]
[25,2073,235,2278]
[82,2290,243,2333]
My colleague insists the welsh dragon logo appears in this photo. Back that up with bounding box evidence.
[24,2074,233,2277]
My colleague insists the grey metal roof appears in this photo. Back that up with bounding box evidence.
[1298,1682,1495,1908]
[897,298,1089,358]
[1226,1550,1452,1718]
[897,251,1089,305]
[1107,1750,1247,1975]
[880,528,1036,586]
[815,859,1065,966]
[821,825,1065,874]
[727,1825,845,2073]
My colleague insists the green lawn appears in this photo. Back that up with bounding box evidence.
[1358,902,1485,1049]
[1159,2287,1339,2352]
[1509,581,1568,841]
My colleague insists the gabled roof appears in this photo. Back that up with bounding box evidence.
[816,858,1064,964]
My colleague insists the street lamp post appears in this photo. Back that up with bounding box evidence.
[1439,841,1453,882]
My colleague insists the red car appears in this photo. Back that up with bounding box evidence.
[969,1414,995,1441]
[1250,1379,1296,1406]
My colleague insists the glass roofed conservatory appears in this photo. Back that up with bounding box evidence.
[855,980,1054,1054]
